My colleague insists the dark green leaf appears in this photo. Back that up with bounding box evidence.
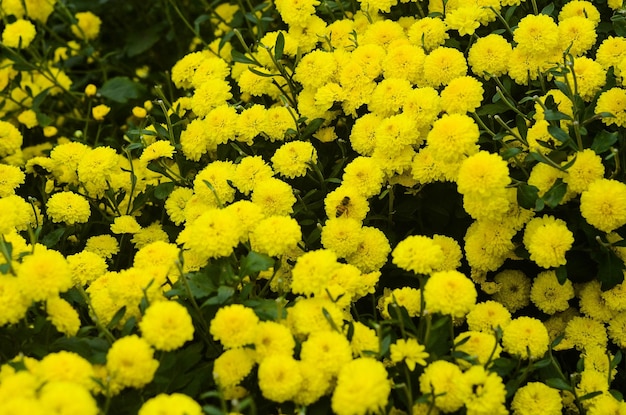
[543,110,572,122]
[501,147,521,160]
[610,390,624,401]
[300,118,325,139]
[611,14,626,37]
[545,377,573,391]
[274,32,285,60]
[231,49,257,65]
[42,227,66,248]
[107,306,127,330]
[547,125,571,143]
[126,25,164,57]
[597,250,625,290]
[555,265,567,285]
[591,130,618,154]
[99,77,144,103]
[154,182,176,200]
[239,251,274,277]
[542,179,568,208]
[517,184,540,210]
[187,273,217,299]
[541,3,555,15]
[579,391,604,402]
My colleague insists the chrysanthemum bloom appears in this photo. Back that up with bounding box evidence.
[419,360,468,413]
[46,296,80,336]
[464,219,516,272]
[209,304,259,349]
[426,114,479,164]
[523,215,574,268]
[445,5,482,36]
[454,331,501,368]
[563,149,604,193]
[379,287,422,319]
[0,164,25,197]
[462,365,507,415]
[402,87,441,130]
[581,179,626,232]
[177,209,243,259]
[576,370,609,409]
[513,14,560,59]
[530,270,574,315]
[346,226,391,273]
[456,151,509,195]
[424,270,477,318]
[250,215,301,257]
[390,338,429,370]
[140,140,175,163]
[110,215,141,235]
[193,160,236,206]
[253,321,295,361]
[407,17,449,51]
[341,157,384,198]
[300,330,352,377]
[71,11,102,40]
[139,301,194,351]
[512,382,563,415]
[2,19,36,48]
[440,76,483,114]
[0,276,30,326]
[382,43,425,85]
[17,247,72,302]
[258,355,302,403]
[323,185,369,221]
[91,104,110,121]
[39,381,98,415]
[578,280,616,323]
[586,394,626,415]
[468,34,512,78]
[130,222,169,249]
[331,358,391,415]
[139,393,203,415]
[291,249,341,296]
[212,348,256,388]
[466,300,512,333]
[17,109,38,128]
[287,297,344,338]
[35,350,96,391]
[106,335,159,389]
[502,317,550,360]
[349,113,381,156]
[320,217,362,258]
[0,121,23,158]
[84,234,119,259]
[558,16,597,57]
[271,140,317,179]
[422,47,468,87]
[596,36,626,69]
[251,178,296,216]
[190,79,232,117]
[46,191,91,225]
[294,50,337,89]
[559,0,601,25]
[392,235,444,275]
[565,57,606,101]
[596,87,626,127]
[349,321,380,357]
[607,313,626,348]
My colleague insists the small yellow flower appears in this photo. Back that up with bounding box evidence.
[390,338,429,370]
[92,104,110,121]
[84,84,97,97]
[132,106,148,118]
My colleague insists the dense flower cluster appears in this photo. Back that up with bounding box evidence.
[1,0,626,414]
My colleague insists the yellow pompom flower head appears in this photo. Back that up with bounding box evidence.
[389,338,429,370]
[392,235,444,275]
[423,270,477,318]
[2,19,37,49]
[139,300,194,351]
[580,179,626,233]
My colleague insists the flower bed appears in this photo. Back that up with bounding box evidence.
[1,0,626,414]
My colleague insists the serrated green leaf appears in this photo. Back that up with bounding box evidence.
[591,130,618,154]
[239,251,274,277]
[99,76,144,103]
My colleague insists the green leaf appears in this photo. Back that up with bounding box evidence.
[545,377,573,391]
[542,178,568,208]
[611,14,626,37]
[154,182,176,200]
[186,273,217,299]
[555,265,568,285]
[126,25,164,57]
[274,32,285,60]
[547,125,571,143]
[42,227,65,248]
[99,77,144,103]
[300,118,325,139]
[501,147,521,160]
[239,251,274,277]
[517,184,540,210]
[591,130,618,154]
[230,49,257,65]
[597,250,625,290]
[543,110,572,122]
[541,3,555,15]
